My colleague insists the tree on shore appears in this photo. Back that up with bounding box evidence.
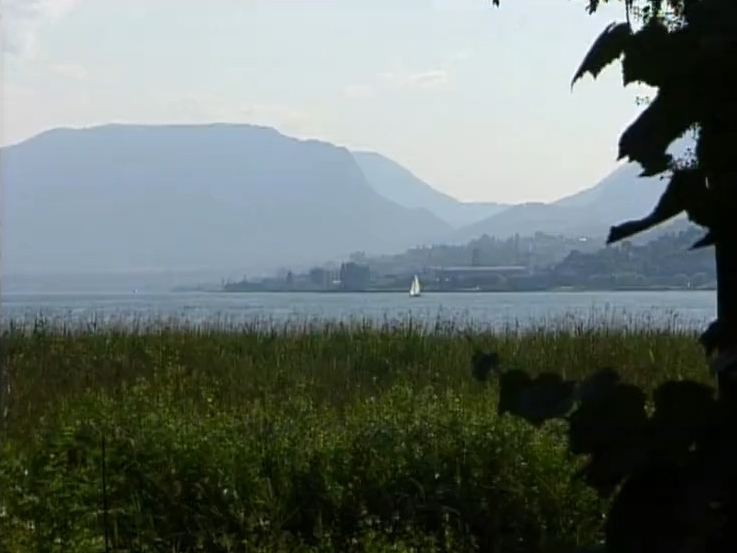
[496,0,737,387]
[489,1,737,550]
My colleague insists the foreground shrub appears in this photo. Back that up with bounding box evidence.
[1,382,603,552]
[0,319,706,551]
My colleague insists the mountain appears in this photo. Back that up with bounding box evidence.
[451,202,594,243]
[451,162,690,243]
[451,137,695,243]
[1,124,452,275]
[553,162,666,213]
[353,151,509,228]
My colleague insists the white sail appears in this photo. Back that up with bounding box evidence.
[409,274,422,297]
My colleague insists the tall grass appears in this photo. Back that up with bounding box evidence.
[0,315,711,552]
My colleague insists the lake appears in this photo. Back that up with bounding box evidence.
[0,290,718,330]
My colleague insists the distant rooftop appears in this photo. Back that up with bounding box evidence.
[431,265,527,273]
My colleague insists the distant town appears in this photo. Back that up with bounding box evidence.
[222,224,716,293]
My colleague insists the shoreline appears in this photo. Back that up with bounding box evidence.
[215,286,716,294]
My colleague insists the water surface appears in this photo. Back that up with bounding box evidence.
[0,290,717,330]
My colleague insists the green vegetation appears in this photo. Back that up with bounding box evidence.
[0,318,710,552]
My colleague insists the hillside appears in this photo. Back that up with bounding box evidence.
[552,225,715,289]
[452,161,684,243]
[353,151,508,228]
[1,124,452,275]
[451,137,695,242]
[451,201,599,244]
[552,161,673,225]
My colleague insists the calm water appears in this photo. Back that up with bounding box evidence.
[0,290,718,330]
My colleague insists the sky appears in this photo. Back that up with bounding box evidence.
[1,0,650,204]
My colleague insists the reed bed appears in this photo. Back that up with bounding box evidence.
[0,315,712,552]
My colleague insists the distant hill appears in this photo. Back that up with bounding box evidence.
[451,137,695,243]
[452,163,668,242]
[553,161,667,214]
[451,201,603,243]
[1,124,452,275]
[450,135,693,243]
[353,151,509,228]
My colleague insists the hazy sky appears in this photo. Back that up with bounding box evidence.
[2,0,649,203]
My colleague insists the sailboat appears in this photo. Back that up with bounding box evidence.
[409,274,422,298]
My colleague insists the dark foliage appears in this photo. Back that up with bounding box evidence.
[571,22,632,88]
[607,168,711,244]
[491,357,737,552]
[470,349,500,382]
[490,0,737,550]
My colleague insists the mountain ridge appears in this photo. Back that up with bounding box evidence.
[353,150,509,228]
[1,122,690,277]
[1,123,451,275]
[450,136,695,243]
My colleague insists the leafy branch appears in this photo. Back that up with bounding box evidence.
[487,0,737,550]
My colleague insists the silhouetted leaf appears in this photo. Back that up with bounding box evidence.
[622,20,678,88]
[567,383,648,457]
[711,348,737,376]
[618,88,698,175]
[470,350,500,382]
[650,381,717,459]
[607,168,708,244]
[690,231,715,250]
[497,370,533,418]
[572,22,632,88]
[685,200,715,230]
[577,446,648,496]
[605,465,688,553]
[575,367,621,402]
[696,119,737,177]
[687,0,737,34]
[622,19,699,88]
[517,373,578,426]
[570,380,650,495]
[700,319,725,357]
[606,219,652,245]
[674,0,700,22]
[497,371,577,426]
